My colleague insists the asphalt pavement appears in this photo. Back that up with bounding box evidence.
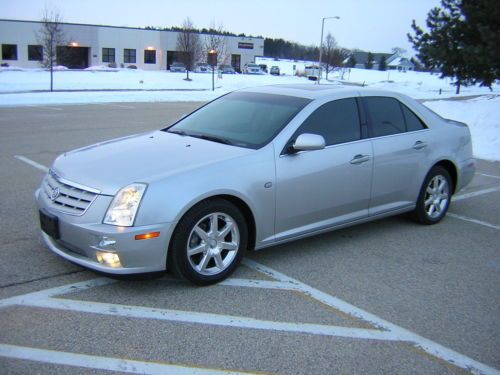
[0,102,499,374]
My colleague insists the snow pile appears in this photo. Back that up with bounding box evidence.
[424,96,500,161]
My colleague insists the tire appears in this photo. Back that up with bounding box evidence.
[168,198,248,285]
[413,166,452,225]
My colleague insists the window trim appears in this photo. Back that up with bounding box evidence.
[282,97,365,155]
[102,47,115,63]
[144,49,156,64]
[2,44,18,60]
[399,102,429,132]
[123,48,136,64]
[362,96,410,139]
[27,45,43,61]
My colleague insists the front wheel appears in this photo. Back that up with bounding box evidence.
[168,199,248,285]
[413,166,452,225]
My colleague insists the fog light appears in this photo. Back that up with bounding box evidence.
[96,251,121,268]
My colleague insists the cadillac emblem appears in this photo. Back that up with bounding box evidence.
[50,187,60,201]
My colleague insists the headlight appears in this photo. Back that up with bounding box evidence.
[103,183,147,226]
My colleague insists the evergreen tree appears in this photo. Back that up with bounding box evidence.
[410,57,423,72]
[365,52,374,69]
[379,56,387,71]
[408,0,499,94]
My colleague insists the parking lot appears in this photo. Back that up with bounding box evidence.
[0,102,499,374]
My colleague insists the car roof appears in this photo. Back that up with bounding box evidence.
[238,84,410,101]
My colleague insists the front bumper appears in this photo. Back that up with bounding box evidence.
[36,188,174,274]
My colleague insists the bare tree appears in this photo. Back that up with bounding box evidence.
[323,33,337,80]
[323,34,350,80]
[202,23,228,67]
[37,8,66,91]
[176,18,202,81]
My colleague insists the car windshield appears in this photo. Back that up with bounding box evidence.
[164,92,311,149]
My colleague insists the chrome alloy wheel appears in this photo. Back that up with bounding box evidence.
[186,212,240,276]
[424,175,449,219]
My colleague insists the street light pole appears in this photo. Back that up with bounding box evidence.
[208,49,216,91]
[318,16,340,85]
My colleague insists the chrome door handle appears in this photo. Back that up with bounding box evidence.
[350,154,371,164]
[413,141,427,150]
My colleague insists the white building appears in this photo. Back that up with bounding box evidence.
[0,19,264,71]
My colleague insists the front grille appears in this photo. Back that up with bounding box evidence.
[42,171,99,216]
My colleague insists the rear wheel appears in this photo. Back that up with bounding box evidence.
[413,166,452,225]
[169,199,247,285]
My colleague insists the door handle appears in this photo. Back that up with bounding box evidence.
[350,154,371,164]
[413,141,427,150]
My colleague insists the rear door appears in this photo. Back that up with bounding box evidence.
[362,96,430,215]
[275,98,373,241]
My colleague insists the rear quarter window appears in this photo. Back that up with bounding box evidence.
[364,97,406,137]
[401,104,427,131]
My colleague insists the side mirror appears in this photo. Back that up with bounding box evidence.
[291,133,326,152]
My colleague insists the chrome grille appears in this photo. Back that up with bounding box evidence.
[42,170,99,215]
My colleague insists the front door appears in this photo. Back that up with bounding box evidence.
[275,98,373,241]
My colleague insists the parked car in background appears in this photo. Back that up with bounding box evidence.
[36,85,475,285]
[219,65,236,74]
[305,65,320,80]
[170,62,186,72]
[259,64,268,73]
[194,63,211,73]
[270,66,280,76]
[243,63,263,74]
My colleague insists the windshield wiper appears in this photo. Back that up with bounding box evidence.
[191,134,234,145]
[167,129,233,146]
[166,129,188,136]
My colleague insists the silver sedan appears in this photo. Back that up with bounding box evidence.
[36,85,475,285]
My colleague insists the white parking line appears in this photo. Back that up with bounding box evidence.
[25,105,63,111]
[0,343,253,375]
[13,155,49,173]
[24,296,395,341]
[448,213,500,230]
[243,260,500,375]
[0,277,115,309]
[477,172,500,180]
[96,103,136,109]
[453,187,500,201]
[1,270,499,375]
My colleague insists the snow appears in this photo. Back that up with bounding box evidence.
[423,96,500,162]
[0,67,499,161]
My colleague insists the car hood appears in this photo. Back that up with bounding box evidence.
[52,130,253,195]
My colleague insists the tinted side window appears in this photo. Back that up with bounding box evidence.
[297,98,361,146]
[401,104,427,131]
[365,97,405,137]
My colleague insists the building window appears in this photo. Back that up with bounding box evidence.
[124,48,136,63]
[28,45,43,61]
[144,49,156,64]
[2,44,18,60]
[238,42,254,50]
[102,48,115,63]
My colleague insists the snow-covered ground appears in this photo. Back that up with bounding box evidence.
[0,67,498,161]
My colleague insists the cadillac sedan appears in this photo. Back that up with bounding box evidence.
[36,85,475,285]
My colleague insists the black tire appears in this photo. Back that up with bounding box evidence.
[413,166,452,225]
[168,198,248,285]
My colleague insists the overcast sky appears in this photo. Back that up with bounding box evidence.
[0,0,441,54]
